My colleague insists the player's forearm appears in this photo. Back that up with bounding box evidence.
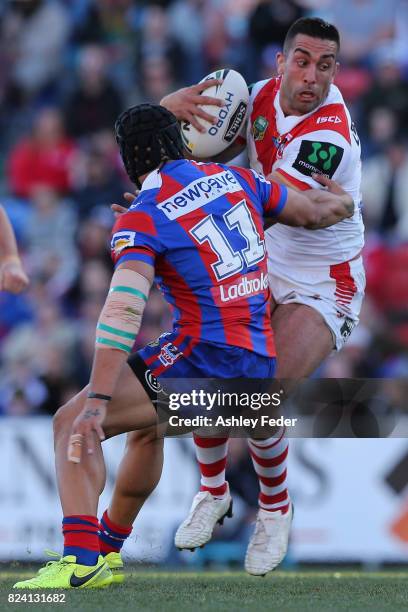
[88,263,152,398]
[304,192,354,229]
[88,347,129,400]
[0,205,20,263]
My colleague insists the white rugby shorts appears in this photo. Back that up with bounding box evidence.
[267,255,366,351]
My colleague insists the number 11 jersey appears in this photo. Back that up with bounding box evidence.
[110,159,287,357]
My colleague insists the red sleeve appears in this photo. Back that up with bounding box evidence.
[110,210,163,268]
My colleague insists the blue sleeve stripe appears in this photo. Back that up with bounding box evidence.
[115,252,154,268]
[273,184,288,215]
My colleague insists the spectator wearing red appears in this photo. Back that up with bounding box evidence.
[8,107,77,198]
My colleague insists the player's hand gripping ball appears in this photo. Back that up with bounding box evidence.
[180,69,249,158]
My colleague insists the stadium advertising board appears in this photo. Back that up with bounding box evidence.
[0,419,407,563]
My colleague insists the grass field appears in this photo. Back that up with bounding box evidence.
[0,569,407,612]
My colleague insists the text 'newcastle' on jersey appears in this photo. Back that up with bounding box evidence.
[243,77,364,266]
[110,159,287,357]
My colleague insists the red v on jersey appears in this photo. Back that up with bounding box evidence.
[248,76,364,269]
[249,78,351,180]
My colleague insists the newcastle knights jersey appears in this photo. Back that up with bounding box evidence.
[110,159,287,357]
[245,77,364,266]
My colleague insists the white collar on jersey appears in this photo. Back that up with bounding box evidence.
[139,167,163,192]
[139,160,189,192]
[274,83,345,134]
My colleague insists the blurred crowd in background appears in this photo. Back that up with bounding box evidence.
[0,0,408,417]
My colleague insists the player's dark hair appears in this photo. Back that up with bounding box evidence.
[115,103,185,188]
[283,17,340,54]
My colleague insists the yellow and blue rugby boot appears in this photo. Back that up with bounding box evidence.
[13,554,113,589]
[104,552,125,584]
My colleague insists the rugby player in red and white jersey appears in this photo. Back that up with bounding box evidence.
[96,18,365,578]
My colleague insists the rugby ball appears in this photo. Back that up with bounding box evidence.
[180,69,249,159]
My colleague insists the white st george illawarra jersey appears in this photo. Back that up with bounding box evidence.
[244,77,364,267]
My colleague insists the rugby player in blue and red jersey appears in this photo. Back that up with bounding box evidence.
[14,104,353,589]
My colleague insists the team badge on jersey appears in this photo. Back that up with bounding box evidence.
[292,140,344,179]
[111,230,137,255]
[272,133,292,159]
[158,342,183,367]
[252,116,268,141]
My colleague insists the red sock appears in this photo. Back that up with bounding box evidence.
[248,428,290,513]
[99,510,132,555]
[194,434,229,497]
[63,515,100,565]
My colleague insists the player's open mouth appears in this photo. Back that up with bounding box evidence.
[298,91,316,101]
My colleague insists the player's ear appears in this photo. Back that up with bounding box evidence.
[276,52,285,76]
[331,61,340,83]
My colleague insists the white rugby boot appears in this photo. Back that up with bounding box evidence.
[245,502,293,576]
[175,484,233,551]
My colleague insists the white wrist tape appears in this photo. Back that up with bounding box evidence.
[96,268,150,353]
